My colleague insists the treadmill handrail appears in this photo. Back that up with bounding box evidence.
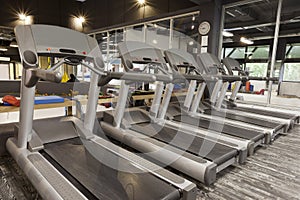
[98,71,156,86]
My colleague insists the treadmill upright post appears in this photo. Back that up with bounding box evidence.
[158,83,174,120]
[210,79,223,105]
[183,80,197,111]
[149,81,164,118]
[83,72,100,134]
[216,82,230,110]
[190,83,206,114]
[114,81,130,128]
[229,81,242,102]
[18,70,36,148]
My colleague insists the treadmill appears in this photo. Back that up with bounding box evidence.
[6,24,196,200]
[222,57,300,127]
[99,41,247,186]
[194,53,290,141]
[160,48,270,150]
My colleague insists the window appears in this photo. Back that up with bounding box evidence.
[224,47,245,59]
[286,43,300,59]
[246,46,269,60]
[246,63,268,77]
[283,63,300,81]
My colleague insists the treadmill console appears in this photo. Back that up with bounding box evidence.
[15,25,105,87]
[15,25,104,70]
[222,57,247,76]
[117,41,170,73]
[197,53,226,75]
[164,49,202,74]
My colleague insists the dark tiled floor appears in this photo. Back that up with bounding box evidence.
[1,125,299,200]
[0,155,40,200]
[198,125,300,200]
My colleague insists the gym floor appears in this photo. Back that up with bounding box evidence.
[0,125,299,200]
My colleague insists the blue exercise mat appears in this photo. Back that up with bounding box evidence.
[3,96,65,106]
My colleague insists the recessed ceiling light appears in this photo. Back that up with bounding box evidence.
[138,0,145,5]
[18,13,27,21]
[77,16,85,23]
[74,16,86,25]
[240,37,254,45]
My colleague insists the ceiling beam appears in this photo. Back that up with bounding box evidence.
[189,0,212,5]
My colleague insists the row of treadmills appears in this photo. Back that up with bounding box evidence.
[3,24,299,200]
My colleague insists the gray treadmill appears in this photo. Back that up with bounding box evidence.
[99,41,246,186]
[222,57,300,126]
[6,24,196,200]
[162,49,268,148]
[195,53,290,141]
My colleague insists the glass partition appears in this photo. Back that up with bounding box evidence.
[221,0,276,106]
[145,20,170,50]
[172,14,200,54]
[221,0,300,108]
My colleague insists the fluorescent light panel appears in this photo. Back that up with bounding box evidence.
[0,46,8,51]
[0,57,10,61]
[138,0,145,5]
[223,31,234,37]
[240,37,254,45]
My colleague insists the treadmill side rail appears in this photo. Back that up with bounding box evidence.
[101,121,217,186]
[72,120,197,199]
[7,138,87,200]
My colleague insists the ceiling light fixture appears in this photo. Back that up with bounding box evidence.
[138,0,145,5]
[18,13,27,21]
[10,40,18,48]
[0,57,10,61]
[192,16,196,21]
[76,16,85,23]
[240,37,254,45]
[0,46,8,51]
[18,13,33,24]
[191,25,195,30]
[223,31,234,37]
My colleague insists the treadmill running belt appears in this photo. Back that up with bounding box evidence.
[44,138,179,200]
[173,115,265,141]
[205,110,281,129]
[233,107,296,119]
[130,123,238,165]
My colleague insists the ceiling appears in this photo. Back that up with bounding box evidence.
[1,0,300,61]
[223,0,300,43]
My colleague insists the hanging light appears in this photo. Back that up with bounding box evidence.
[138,0,145,5]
